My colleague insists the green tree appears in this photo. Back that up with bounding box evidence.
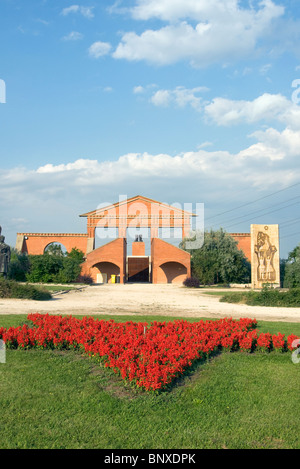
[180,228,251,285]
[66,247,85,263]
[26,254,64,283]
[25,248,85,284]
[280,258,287,287]
[44,243,65,256]
[284,243,300,288]
[58,248,85,283]
[7,249,30,281]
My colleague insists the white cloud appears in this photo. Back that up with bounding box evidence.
[245,127,300,160]
[62,31,84,41]
[113,0,284,66]
[205,93,300,128]
[8,126,299,194]
[61,5,80,16]
[2,122,300,250]
[133,85,145,94]
[79,7,95,19]
[150,86,208,111]
[150,86,207,110]
[130,0,260,22]
[88,41,112,58]
[61,5,94,19]
[151,89,171,107]
[37,159,99,174]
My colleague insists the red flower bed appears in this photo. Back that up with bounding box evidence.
[256,332,272,351]
[0,314,298,391]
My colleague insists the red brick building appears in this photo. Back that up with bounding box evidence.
[15,195,251,284]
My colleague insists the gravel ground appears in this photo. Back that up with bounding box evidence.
[0,283,299,323]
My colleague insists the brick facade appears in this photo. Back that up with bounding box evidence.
[81,238,127,284]
[231,233,251,261]
[15,195,252,284]
[16,233,90,255]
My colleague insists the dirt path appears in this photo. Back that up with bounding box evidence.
[0,284,299,323]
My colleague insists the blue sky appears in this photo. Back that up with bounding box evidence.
[0,0,300,258]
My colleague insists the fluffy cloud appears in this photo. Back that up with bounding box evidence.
[89,41,112,58]
[150,86,207,110]
[113,0,284,66]
[240,127,300,162]
[133,86,145,94]
[130,0,283,24]
[3,128,299,200]
[2,126,300,249]
[145,88,300,133]
[205,93,300,128]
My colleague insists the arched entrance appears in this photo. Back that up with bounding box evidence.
[44,242,67,256]
[159,261,187,284]
[93,261,120,283]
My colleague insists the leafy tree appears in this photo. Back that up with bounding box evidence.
[56,258,83,283]
[26,254,64,283]
[26,247,85,284]
[180,228,251,285]
[284,243,300,288]
[66,247,85,263]
[280,258,287,287]
[7,249,30,281]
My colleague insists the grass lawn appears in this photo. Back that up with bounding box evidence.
[1,314,300,449]
[34,284,83,293]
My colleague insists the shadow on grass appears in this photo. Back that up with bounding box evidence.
[50,348,221,400]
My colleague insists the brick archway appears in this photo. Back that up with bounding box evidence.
[151,238,191,284]
[93,261,120,283]
[44,241,67,254]
[158,261,188,284]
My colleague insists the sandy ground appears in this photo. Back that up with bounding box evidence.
[0,283,299,323]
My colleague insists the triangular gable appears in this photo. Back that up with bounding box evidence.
[80,195,196,218]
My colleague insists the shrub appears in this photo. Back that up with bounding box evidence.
[183,277,200,288]
[0,277,52,301]
[220,287,300,307]
[76,274,93,285]
[220,292,247,304]
[26,254,63,283]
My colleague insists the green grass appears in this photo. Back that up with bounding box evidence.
[34,284,80,293]
[1,314,300,449]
